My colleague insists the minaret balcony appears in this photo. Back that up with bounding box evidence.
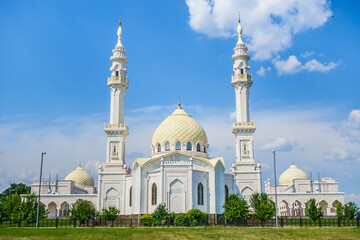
[232,74,252,82]
[232,122,256,134]
[108,76,129,88]
[104,123,129,136]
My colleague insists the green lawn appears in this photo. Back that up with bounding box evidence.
[0,227,359,240]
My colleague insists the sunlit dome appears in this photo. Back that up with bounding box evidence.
[65,165,94,187]
[152,106,208,147]
[278,163,309,186]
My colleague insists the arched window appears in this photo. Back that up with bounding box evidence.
[225,185,229,202]
[157,144,161,152]
[116,71,119,76]
[186,142,192,151]
[165,142,170,151]
[129,187,132,207]
[196,143,201,152]
[240,69,244,74]
[198,183,204,205]
[204,145,206,153]
[176,142,181,150]
[152,183,157,205]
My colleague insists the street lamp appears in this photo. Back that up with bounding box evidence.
[36,152,46,228]
[272,150,278,228]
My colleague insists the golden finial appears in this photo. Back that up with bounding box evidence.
[79,161,81,167]
[238,11,240,23]
[178,96,182,109]
[119,16,121,26]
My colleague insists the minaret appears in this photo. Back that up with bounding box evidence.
[231,15,261,197]
[104,17,129,167]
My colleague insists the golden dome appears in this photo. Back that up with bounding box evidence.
[152,106,208,147]
[65,165,94,187]
[278,163,309,185]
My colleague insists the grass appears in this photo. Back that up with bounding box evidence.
[0,227,359,240]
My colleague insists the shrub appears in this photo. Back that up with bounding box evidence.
[152,203,169,226]
[187,208,208,226]
[140,214,153,226]
[174,213,190,226]
[101,206,120,221]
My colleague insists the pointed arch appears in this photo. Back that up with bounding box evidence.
[196,143,201,152]
[186,142,192,151]
[152,183,157,205]
[165,142,170,151]
[198,183,204,205]
[157,143,161,152]
[175,141,181,150]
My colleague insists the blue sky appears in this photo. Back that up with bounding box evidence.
[0,1,359,203]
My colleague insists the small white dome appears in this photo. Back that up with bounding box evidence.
[278,163,309,186]
[65,165,94,187]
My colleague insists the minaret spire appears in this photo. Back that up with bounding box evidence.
[104,18,129,167]
[237,12,243,45]
[116,16,123,48]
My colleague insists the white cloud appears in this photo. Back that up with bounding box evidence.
[261,137,296,152]
[300,51,314,58]
[273,55,338,75]
[185,0,332,60]
[257,66,271,76]
[273,55,302,75]
[349,109,360,128]
[303,59,338,72]
[257,66,266,76]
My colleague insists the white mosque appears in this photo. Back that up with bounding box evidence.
[31,17,344,219]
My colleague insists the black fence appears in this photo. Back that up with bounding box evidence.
[0,216,359,228]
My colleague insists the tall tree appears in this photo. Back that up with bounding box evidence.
[249,193,275,226]
[335,202,344,224]
[222,193,250,222]
[344,202,359,222]
[0,183,31,203]
[0,194,47,222]
[305,198,323,226]
[69,199,96,223]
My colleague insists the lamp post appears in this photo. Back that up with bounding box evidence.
[272,150,278,228]
[36,152,46,228]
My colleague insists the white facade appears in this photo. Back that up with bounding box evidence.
[30,17,343,218]
[265,164,344,216]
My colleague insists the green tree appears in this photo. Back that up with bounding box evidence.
[0,194,22,221]
[222,193,250,221]
[140,214,153,226]
[335,202,344,223]
[69,199,96,223]
[305,198,323,226]
[19,194,47,223]
[101,206,120,222]
[152,203,169,226]
[187,208,208,226]
[249,193,275,226]
[344,202,359,222]
[0,183,30,203]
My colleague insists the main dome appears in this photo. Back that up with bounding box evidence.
[152,106,208,147]
[65,165,94,187]
[278,163,309,185]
